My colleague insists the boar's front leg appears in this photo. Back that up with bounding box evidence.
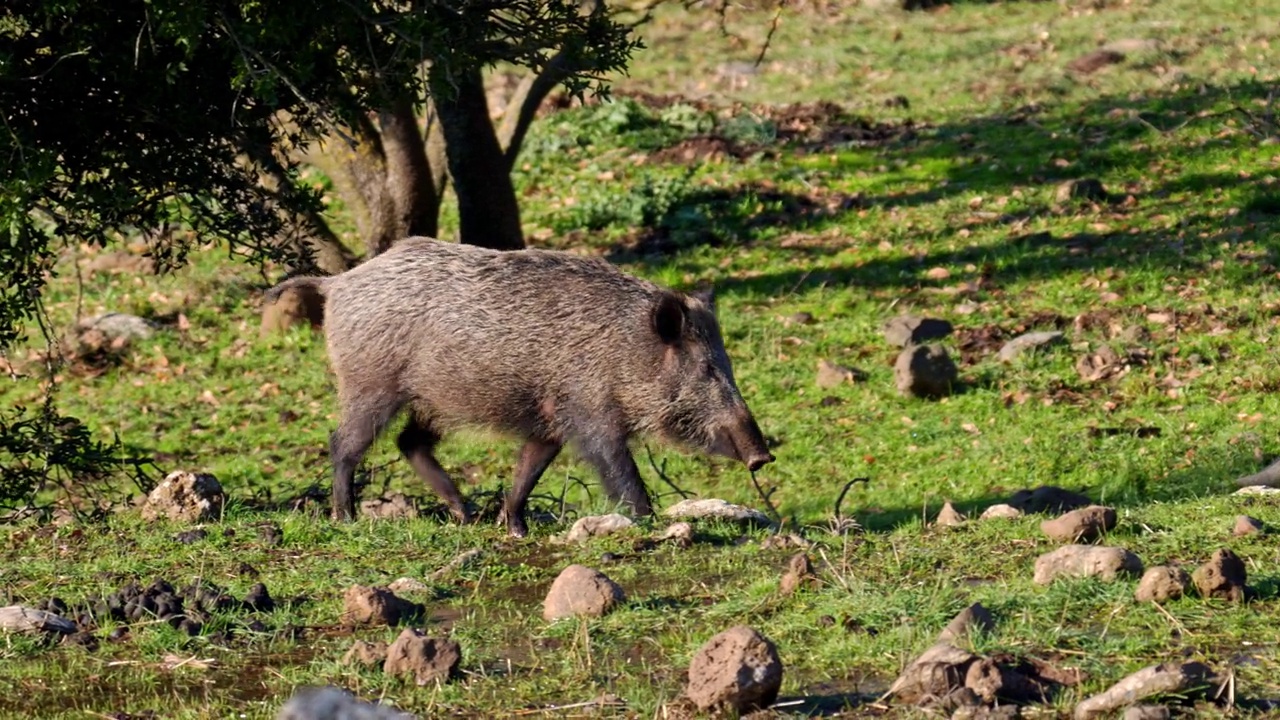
[578,434,654,518]
[500,438,562,538]
[397,417,472,524]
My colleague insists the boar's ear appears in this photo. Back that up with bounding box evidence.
[690,286,716,311]
[652,292,686,346]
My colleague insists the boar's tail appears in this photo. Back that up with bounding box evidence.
[263,275,331,305]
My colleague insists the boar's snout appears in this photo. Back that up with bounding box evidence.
[746,451,775,472]
[713,407,774,471]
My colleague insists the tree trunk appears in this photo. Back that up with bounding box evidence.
[430,66,525,251]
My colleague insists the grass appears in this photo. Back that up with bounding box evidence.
[3,0,1280,717]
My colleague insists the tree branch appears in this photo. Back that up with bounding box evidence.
[498,51,576,170]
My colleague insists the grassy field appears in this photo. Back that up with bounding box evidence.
[3,0,1280,717]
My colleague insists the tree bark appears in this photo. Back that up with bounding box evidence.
[430,66,525,251]
[497,51,574,169]
[376,97,440,253]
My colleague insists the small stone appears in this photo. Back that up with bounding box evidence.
[1134,566,1192,603]
[759,533,813,550]
[341,585,423,626]
[1033,545,1143,585]
[1040,505,1117,543]
[1232,515,1263,537]
[663,498,770,525]
[141,471,225,524]
[174,529,209,544]
[685,625,783,713]
[1191,548,1247,602]
[658,522,694,548]
[383,629,462,685]
[894,344,958,399]
[883,316,954,347]
[816,359,865,389]
[543,565,625,621]
[980,504,1023,520]
[935,501,966,527]
[387,577,430,595]
[359,493,418,521]
[342,640,389,668]
[888,642,976,703]
[937,603,995,644]
[1009,486,1090,514]
[779,553,819,595]
[783,312,816,327]
[566,514,634,543]
[997,331,1065,362]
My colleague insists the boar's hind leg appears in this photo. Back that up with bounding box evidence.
[330,390,404,522]
[397,417,472,524]
[500,438,562,538]
[578,436,654,518]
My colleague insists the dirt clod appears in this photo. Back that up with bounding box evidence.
[938,603,995,644]
[359,493,419,521]
[935,501,966,527]
[980,504,1023,520]
[141,471,225,524]
[566,514,634,543]
[1040,505,1117,542]
[1232,515,1263,537]
[383,629,461,685]
[1009,486,1090,514]
[779,553,819,595]
[894,344,958,399]
[685,625,783,713]
[1134,566,1192,603]
[883,316,954,347]
[1073,662,1216,720]
[1192,549,1247,602]
[1033,545,1143,585]
[543,565,625,621]
[341,585,424,626]
[816,359,866,389]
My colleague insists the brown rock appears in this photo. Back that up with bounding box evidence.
[342,640,389,667]
[260,282,325,337]
[883,316,954,347]
[935,501,966,527]
[1191,549,1247,602]
[383,628,461,685]
[894,344,958,399]
[566,513,634,542]
[1009,486,1090,514]
[140,471,225,524]
[1033,545,1143,585]
[937,603,995,644]
[359,493,419,521]
[888,642,976,703]
[779,553,819,595]
[980,504,1023,520]
[685,625,783,713]
[1073,662,1215,720]
[1040,505,1117,542]
[341,585,423,626]
[543,565,624,621]
[816,359,865,389]
[658,522,694,548]
[1232,515,1263,537]
[1134,566,1191,603]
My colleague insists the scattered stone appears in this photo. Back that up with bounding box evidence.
[383,629,462,685]
[1191,549,1247,602]
[663,498,771,525]
[543,565,625,621]
[779,553,819,595]
[174,529,209,545]
[387,577,430,595]
[141,471,225,524]
[566,514,634,543]
[964,657,1041,705]
[685,625,783,713]
[658,522,695,548]
[428,549,484,581]
[1040,505,1117,543]
[883,316,954,347]
[1233,515,1264,537]
[997,331,1065,362]
[894,344,958,399]
[275,686,412,720]
[937,603,995,644]
[1134,566,1192,603]
[341,585,424,626]
[816,359,866,389]
[359,493,419,521]
[0,606,78,635]
[980,504,1023,520]
[1073,662,1216,720]
[342,640,389,668]
[73,313,157,355]
[1124,706,1171,720]
[935,501,966,527]
[1009,486,1090,514]
[1033,545,1143,585]
[889,642,976,703]
[1065,50,1126,75]
[260,282,326,338]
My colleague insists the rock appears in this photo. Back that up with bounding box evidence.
[1033,545,1143,585]
[894,344,958,399]
[342,640,389,668]
[359,493,418,521]
[0,606,78,635]
[260,282,326,338]
[1124,705,1171,720]
[888,642,976,703]
[1191,549,1247,602]
[759,533,813,551]
[658,522,694,548]
[783,311,816,327]
[935,501,966,527]
[1073,662,1215,720]
[980,504,1023,520]
[883,316,954,347]
[387,577,430,595]
[937,603,995,644]
[1134,566,1192,603]
[174,529,209,544]
[963,657,1041,705]
[1065,50,1126,75]
[276,686,412,720]
[341,585,423,626]
[1009,486,1090,514]
[1232,515,1263,537]
[663,498,771,525]
[140,471,225,524]
[566,514,634,542]
[383,629,462,685]
[543,565,624,621]
[1235,485,1280,495]
[685,625,783,713]
[779,553,819,595]
[997,331,1065,362]
[428,549,484,581]
[1040,505,1117,543]
[816,359,866,389]
[1055,178,1110,203]
[75,312,156,347]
